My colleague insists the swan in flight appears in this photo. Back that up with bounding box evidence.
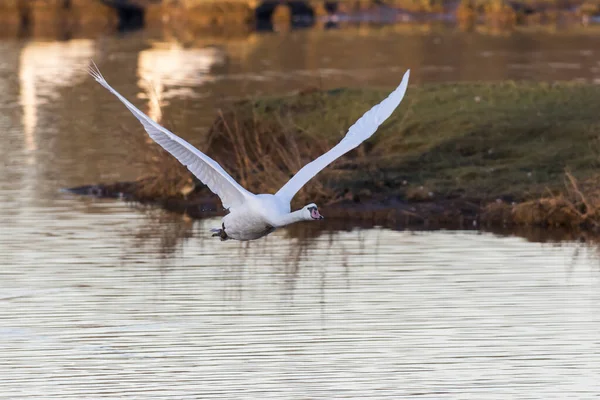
[88,63,410,241]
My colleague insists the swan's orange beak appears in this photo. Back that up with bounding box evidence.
[311,208,324,220]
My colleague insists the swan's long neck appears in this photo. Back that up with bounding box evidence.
[271,209,305,227]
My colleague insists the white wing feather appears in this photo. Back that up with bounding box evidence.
[275,70,410,203]
[88,62,253,210]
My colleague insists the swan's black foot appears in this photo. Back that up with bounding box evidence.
[210,223,229,241]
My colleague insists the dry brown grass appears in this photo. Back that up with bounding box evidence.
[204,104,345,207]
[482,172,600,230]
[123,125,195,201]
[118,90,369,207]
[483,0,517,27]
[456,0,517,29]
[578,1,600,16]
[134,147,195,201]
[456,1,477,28]
[405,185,434,202]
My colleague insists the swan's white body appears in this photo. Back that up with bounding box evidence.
[88,63,410,241]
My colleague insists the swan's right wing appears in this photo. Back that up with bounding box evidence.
[275,70,410,203]
[88,62,252,210]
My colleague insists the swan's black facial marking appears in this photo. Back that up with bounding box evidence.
[307,206,324,220]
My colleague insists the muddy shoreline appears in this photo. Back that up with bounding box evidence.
[64,179,598,236]
[65,181,482,230]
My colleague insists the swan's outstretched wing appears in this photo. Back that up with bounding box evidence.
[88,62,252,210]
[275,70,410,203]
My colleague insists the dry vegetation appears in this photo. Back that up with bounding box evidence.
[123,128,195,201]
[204,106,339,207]
[457,0,517,28]
[455,0,600,29]
[483,172,600,229]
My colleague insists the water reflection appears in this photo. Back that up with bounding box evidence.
[137,42,226,122]
[19,40,95,153]
[122,207,600,292]
[128,207,195,260]
[1,204,600,397]
[3,26,600,398]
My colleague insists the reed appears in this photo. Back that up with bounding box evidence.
[483,172,600,230]
[204,103,343,207]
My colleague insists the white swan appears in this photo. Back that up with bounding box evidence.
[88,63,410,241]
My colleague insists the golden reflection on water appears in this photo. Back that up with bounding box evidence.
[137,42,225,122]
[19,40,95,154]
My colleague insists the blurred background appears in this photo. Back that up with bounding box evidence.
[1,0,600,398]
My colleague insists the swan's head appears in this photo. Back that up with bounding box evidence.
[303,203,324,221]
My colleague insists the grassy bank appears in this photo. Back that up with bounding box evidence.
[205,81,600,203]
[72,81,600,231]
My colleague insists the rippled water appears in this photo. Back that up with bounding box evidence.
[2,26,600,398]
[2,211,600,398]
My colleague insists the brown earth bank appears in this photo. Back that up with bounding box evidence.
[65,181,482,230]
[66,81,600,234]
[64,179,600,234]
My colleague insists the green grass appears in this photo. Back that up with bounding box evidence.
[210,81,600,205]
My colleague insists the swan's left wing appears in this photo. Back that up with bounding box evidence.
[275,70,410,203]
[88,62,253,210]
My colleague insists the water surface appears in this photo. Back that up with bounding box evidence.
[2,25,600,398]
